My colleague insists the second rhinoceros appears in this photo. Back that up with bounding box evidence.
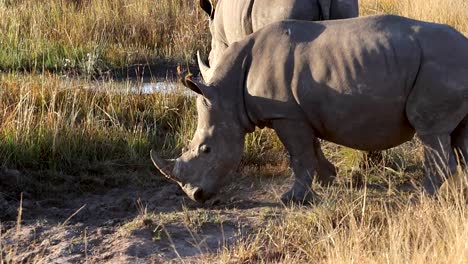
[198,0,359,81]
[151,15,468,204]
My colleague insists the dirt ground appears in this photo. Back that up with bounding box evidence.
[0,149,420,264]
[0,166,295,263]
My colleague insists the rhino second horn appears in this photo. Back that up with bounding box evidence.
[150,150,179,182]
[197,50,212,82]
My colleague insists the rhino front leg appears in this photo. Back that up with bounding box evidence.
[272,120,323,204]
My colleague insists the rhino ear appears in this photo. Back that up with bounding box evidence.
[199,0,215,19]
[181,75,215,99]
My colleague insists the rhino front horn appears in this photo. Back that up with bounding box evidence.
[150,150,178,182]
[197,50,213,82]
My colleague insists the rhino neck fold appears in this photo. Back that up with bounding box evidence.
[239,54,256,133]
[240,76,256,133]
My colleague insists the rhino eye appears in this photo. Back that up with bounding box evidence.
[200,145,211,154]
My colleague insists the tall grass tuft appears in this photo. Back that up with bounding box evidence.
[218,173,468,263]
[0,73,199,195]
[0,0,210,73]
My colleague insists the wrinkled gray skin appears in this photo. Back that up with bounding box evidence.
[152,15,468,204]
[198,0,359,81]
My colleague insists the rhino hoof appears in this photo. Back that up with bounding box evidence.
[280,189,319,205]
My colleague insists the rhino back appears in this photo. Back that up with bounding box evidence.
[210,0,359,68]
[250,0,321,32]
[216,0,327,44]
[244,16,435,150]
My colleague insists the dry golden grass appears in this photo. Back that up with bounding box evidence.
[217,183,468,263]
[0,73,200,196]
[1,0,468,263]
[360,0,468,34]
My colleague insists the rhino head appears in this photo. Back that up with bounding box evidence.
[151,76,248,203]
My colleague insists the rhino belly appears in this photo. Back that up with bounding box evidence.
[312,95,416,151]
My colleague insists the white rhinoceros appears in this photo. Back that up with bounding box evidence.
[152,15,468,204]
[198,0,359,81]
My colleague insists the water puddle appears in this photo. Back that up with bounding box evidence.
[90,79,195,96]
[135,81,180,94]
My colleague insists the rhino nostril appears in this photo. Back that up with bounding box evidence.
[193,188,204,202]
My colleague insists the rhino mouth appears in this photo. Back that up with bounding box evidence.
[181,183,214,203]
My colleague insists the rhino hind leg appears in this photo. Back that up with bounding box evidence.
[272,120,322,204]
[313,138,336,186]
[406,60,468,195]
[418,134,458,195]
[451,116,468,169]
